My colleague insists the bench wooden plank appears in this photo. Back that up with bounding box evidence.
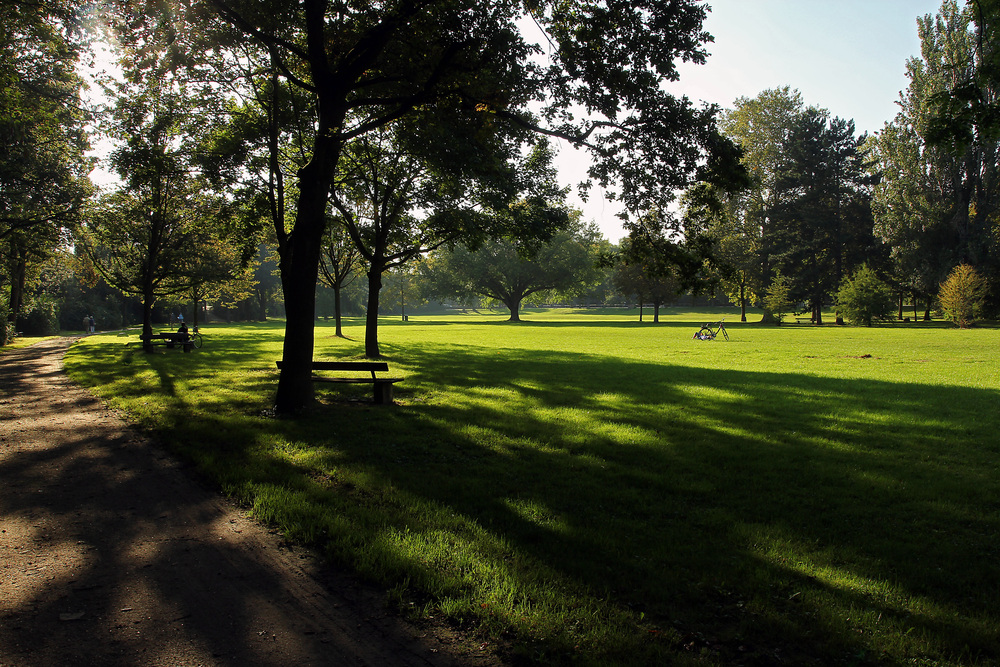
[275,360,402,404]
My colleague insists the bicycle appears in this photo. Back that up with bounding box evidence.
[693,319,729,341]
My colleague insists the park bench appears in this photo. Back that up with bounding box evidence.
[133,332,195,352]
[275,360,402,404]
[794,317,812,324]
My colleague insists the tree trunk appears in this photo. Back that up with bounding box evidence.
[334,285,344,338]
[274,161,330,412]
[898,292,904,320]
[739,283,747,322]
[8,249,26,332]
[141,287,155,354]
[506,297,522,322]
[813,300,823,325]
[653,300,660,323]
[365,269,383,357]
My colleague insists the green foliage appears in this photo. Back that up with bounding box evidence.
[939,263,987,328]
[835,265,895,327]
[876,1,1000,312]
[67,315,1000,666]
[762,272,793,324]
[768,109,879,318]
[424,215,600,321]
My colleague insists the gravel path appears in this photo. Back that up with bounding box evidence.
[0,338,499,667]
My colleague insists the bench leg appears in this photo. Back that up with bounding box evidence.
[373,382,393,404]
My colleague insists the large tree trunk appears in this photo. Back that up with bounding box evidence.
[365,269,383,357]
[141,287,155,354]
[273,69,346,413]
[739,283,747,322]
[506,297,522,322]
[274,158,331,413]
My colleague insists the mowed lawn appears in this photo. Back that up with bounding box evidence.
[66,309,1000,666]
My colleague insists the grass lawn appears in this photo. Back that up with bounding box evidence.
[65,308,1000,665]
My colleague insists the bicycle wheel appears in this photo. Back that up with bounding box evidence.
[720,326,729,341]
[192,333,203,349]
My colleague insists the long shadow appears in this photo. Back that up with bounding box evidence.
[0,341,441,666]
[60,331,1000,664]
[298,343,1000,664]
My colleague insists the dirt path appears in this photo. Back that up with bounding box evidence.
[0,338,500,667]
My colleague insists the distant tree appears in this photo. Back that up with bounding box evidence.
[612,235,681,323]
[319,219,362,338]
[718,87,806,323]
[836,265,895,327]
[426,214,599,322]
[334,125,566,356]
[88,47,253,350]
[873,1,1000,317]
[762,272,793,325]
[939,263,987,328]
[680,182,758,322]
[768,109,879,324]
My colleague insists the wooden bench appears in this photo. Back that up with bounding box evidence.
[275,360,402,404]
[794,317,812,324]
[133,332,194,352]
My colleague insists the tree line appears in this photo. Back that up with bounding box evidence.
[2,0,997,412]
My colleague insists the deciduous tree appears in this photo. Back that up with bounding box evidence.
[149,0,743,412]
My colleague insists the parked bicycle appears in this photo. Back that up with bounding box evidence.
[693,320,729,341]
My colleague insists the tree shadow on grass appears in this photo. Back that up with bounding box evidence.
[0,339,448,667]
[300,343,1000,665]
[71,331,1000,665]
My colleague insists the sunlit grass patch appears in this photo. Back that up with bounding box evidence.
[64,312,1000,666]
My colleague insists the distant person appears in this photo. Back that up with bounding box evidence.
[89,315,95,333]
[177,321,189,342]
[83,315,90,333]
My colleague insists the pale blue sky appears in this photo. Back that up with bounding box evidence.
[572,0,947,241]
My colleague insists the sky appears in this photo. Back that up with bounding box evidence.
[565,0,948,243]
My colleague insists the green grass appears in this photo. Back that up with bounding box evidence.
[64,309,1000,666]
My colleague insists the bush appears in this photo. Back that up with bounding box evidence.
[938,263,986,328]
[763,272,792,324]
[835,265,895,327]
[0,301,11,346]
[17,298,60,336]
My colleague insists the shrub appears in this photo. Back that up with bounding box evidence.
[938,263,986,328]
[835,265,895,327]
[763,272,792,324]
[17,296,60,336]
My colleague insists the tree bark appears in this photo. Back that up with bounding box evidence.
[365,269,383,357]
[506,297,522,322]
[333,286,344,338]
[274,154,331,412]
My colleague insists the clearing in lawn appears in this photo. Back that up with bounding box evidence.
[66,308,1000,666]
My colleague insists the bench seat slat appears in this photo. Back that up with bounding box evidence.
[275,360,401,404]
[311,377,402,384]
